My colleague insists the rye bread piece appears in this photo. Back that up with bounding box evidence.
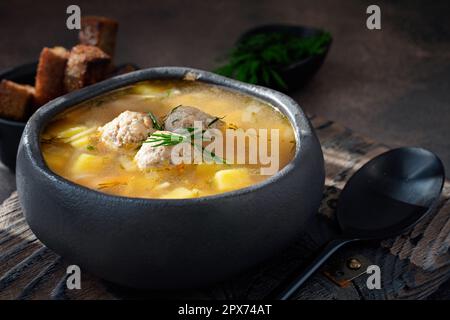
[79,16,118,59]
[64,45,111,92]
[35,47,69,106]
[0,80,35,121]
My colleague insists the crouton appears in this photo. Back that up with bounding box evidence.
[79,16,118,59]
[35,46,69,106]
[64,45,111,92]
[0,80,35,121]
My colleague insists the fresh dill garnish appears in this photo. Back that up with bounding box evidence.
[145,131,185,147]
[215,31,331,90]
[144,129,227,164]
[86,145,95,151]
[148,111,163,130]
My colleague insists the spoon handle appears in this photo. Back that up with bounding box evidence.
[266,238,355,300]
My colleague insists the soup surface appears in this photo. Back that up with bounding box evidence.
[41,80,296,199]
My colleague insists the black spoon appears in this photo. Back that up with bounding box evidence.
[268,147,445,300]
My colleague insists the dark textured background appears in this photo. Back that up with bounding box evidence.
[0,0,449,299]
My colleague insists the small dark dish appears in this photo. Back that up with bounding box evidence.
[0,62,36,170]
[16,67,325,289]
[238,24,332,91]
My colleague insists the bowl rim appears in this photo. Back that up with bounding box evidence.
[21,66,314,204]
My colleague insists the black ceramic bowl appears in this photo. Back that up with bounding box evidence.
[16,67,325,289]
[0,62,36,170]
[238,24,332,91]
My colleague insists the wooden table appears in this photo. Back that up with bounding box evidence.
[0,115,449,300]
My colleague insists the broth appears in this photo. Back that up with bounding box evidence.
[41,80,296,199]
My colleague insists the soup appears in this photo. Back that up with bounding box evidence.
[41,80,296,199]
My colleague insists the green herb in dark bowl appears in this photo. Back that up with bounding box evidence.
[215,30,331,90]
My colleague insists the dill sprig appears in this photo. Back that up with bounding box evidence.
[148,111,163,130]
[215,31,331,90]
[207,116,225,127]
[145,131,185,147]
[144,128,227,164]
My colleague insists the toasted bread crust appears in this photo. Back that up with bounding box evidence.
[64,45,111,92]
[79,16,118,58]
[35,47,69,106]
[0,80,35,121]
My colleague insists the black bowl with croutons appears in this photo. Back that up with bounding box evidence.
[0,60,135,171]
[0,16,131,171]
[0,62,36,171]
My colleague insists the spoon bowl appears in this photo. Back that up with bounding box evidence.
[268,147,445,300]
[338,147,445,239]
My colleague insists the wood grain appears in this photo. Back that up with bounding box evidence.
[0,115,449,300]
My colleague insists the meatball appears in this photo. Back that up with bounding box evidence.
[99,111,154,148]
[164,105,223,132]
[134,131,191,169]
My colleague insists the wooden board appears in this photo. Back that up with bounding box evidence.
[1,115,449,300]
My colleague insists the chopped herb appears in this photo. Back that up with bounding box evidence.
[148,111,163,130]
[86,145,95,151]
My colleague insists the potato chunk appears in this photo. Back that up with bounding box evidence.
[195,163,225,180]
[71,153,107,175]
[161,187,200,199]
[214,168,252,192]
[126,175,159,196]
[57,126,88,139]
[70,136,91,149]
